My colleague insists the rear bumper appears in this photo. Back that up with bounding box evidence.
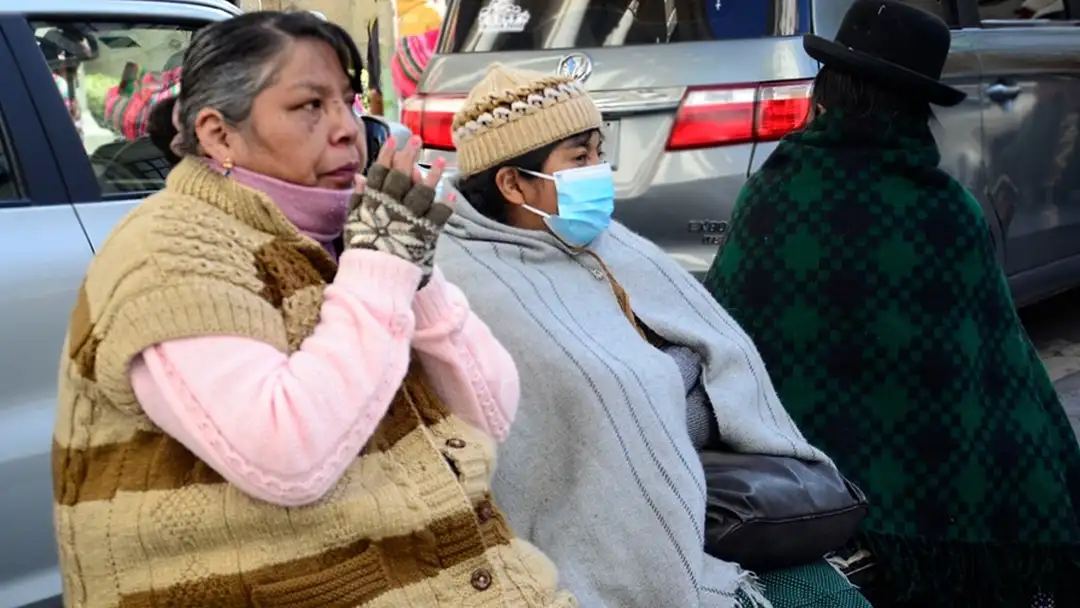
[421,143,762,278]
[619,144,762,277]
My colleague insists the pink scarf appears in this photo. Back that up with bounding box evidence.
[206,159,351,259]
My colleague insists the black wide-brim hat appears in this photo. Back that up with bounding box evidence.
[803,0,966,107]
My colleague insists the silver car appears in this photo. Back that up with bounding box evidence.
[0,2,231,606]
[411,0,1080,303]
[4,0,1080,606]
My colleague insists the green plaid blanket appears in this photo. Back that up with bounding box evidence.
[706,109,1080,605]
[740,561,870,608]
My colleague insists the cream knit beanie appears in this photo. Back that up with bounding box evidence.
[451,63,603,177]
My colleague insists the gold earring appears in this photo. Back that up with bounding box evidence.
[223,158,234,177]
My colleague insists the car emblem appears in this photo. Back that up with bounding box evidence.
[557,53,593,83]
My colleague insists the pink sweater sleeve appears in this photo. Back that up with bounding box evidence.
[410,267,519,442]
[128,249,423,507]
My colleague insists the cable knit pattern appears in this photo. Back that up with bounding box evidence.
[450,63,603,177]
[52,157,576,608]
[452,79,586,142]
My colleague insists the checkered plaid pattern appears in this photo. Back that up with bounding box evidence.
[104,66,181,140]
[705,110,1080,605]
[738,561,870,608]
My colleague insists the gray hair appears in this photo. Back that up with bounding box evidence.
[163,11,363,156]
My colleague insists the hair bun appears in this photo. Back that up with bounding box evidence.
[147,96,182,164]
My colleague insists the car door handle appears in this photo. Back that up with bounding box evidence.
[986,82,1021,103]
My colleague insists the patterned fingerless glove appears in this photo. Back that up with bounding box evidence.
[344,164,453,283]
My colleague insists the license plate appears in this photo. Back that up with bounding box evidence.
[602,120,620,169]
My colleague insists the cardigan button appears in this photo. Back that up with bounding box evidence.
[476,501,495,523]
[470,568,492,591]
[446,437,466,449]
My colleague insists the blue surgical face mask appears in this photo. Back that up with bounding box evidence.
[518,163,616,247]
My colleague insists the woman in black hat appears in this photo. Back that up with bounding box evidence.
[705,1,1080,605]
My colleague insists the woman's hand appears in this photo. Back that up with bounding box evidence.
[344,136,451,284]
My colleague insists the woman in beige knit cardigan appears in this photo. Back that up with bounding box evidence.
[52,11,574,607]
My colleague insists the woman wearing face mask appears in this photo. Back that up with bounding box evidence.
[435,63,870,608]
[53,13,575,607]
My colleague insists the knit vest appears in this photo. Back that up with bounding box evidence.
[52,158,576,608]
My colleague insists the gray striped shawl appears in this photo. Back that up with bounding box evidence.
[435,194,827,607]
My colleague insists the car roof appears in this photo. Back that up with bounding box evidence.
[134,0,239,10]
[2,0,241,18]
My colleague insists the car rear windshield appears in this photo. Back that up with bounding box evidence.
[443,0,812,53]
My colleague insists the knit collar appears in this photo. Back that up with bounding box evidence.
[164,157,338,279]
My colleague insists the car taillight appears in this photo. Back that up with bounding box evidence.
[401,96,423,139]
[400,94,464,151]
[665,80,812,151]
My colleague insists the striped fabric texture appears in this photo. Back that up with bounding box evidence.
[391,28,439,100]
[52,158,575,607]
[53,71,82,138]
[53,72,76,113]
[101,65,366,140]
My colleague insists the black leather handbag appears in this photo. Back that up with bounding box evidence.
[701,451,868,571]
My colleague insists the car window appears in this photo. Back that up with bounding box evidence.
[979,0,1068,21]
[0,118,21,202]
[900,0,958,25]
[32,20,198,197]
[443,0,812,54]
